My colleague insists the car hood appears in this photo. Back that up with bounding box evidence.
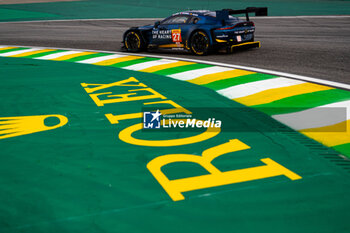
[138,24,154,30]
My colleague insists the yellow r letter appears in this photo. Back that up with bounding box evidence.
[147,140,302,201]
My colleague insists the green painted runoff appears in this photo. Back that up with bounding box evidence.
[0,57,349,232]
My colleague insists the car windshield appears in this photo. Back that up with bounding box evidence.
[204,11,237,19]
[162,16,189,24]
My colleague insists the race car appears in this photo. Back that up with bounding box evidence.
[122,7,267,55]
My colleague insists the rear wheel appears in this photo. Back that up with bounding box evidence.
[124,31,145,52]
[190,31,210,55]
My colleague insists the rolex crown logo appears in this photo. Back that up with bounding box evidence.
[0,115,68,139]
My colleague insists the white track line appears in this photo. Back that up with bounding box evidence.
[0,15,349,24]
[35,50,83,60]
[0,48,43,56]
[168,66,233,81]
[2,44,350,90]
[218,77,304,99]
[273,100,350,130]
[77,54,127,64]
[123,59,177,71]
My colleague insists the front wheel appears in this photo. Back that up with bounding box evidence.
[190,31,210,55]
[124,31,145,52]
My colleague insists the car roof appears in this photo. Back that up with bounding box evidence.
[171,10,239,20]
[172,10,212,17]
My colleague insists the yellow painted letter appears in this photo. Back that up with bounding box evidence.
[147,140,302,201]
[81,77,147,93]
[89,88,167,106]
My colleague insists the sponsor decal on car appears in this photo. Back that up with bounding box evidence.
[171,29,182,42]
[152,30,172,39]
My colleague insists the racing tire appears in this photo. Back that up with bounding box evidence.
[190,31,210,56]
[124,30,145,52]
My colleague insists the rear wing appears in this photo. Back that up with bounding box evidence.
[216,7,268,22]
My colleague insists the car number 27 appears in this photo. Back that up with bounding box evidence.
[172,29,182,42]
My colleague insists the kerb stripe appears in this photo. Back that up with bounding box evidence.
[0,48,44,57]
[123,59,178,71]
[36,51,86,60]
[168,66,233,81]
[77,54,127,64]
[218,77,305,99]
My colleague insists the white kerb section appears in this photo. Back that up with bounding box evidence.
[35,51,85,60]
[0,48,43,56]
[123,59,178,71]
[77,54,128,64]
[168,66,234,81]
[273,100,350,130]
[217,77,305,99]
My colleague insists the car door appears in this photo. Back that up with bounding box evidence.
[151,15,191,48]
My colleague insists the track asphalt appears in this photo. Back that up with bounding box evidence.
[1,17,349,84]
[0,0,349,83]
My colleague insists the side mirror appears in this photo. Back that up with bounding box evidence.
[154,21,160,28]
